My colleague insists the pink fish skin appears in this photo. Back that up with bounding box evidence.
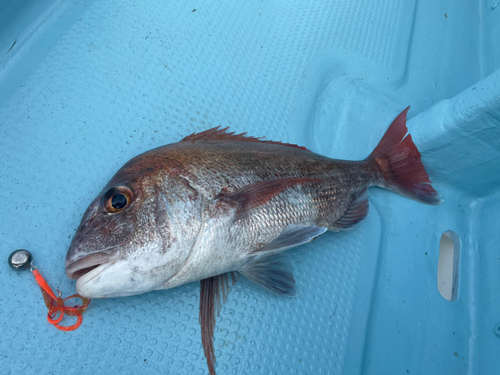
[65,107,441,375]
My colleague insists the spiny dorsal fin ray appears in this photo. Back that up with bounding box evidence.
[182,126,310,151]
[199,272,238,375]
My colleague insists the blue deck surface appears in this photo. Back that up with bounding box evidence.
[1,1,500,374]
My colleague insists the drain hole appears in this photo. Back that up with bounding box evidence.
[437,231,460,301]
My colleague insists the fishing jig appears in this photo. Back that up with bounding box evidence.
[8,249,90,331]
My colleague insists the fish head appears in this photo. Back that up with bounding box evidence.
[65,152,202,298]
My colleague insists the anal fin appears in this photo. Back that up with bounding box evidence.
[199,272,238,375]
[332,188,369,230]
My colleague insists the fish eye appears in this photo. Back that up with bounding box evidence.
[111,194,128,209]
[103,186,133,213]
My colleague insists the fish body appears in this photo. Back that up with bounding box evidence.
[66,129,375,297]
[159,143,372,289]
[65,107,441,374]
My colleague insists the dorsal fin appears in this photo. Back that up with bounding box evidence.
[181,126,310,151]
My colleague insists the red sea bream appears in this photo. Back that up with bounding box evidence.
[65,107,441,374]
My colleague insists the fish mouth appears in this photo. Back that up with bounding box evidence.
[65,249,121,280]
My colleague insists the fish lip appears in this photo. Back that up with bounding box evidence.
[65,248,121,280]
[76,262,115,297]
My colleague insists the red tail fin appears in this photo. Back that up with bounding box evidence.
[369,107,442,205]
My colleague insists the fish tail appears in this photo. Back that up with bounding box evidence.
[368,107,443,205]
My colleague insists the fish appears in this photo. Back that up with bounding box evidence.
[65,107,441,375]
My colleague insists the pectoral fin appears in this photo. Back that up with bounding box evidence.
[240,224,327,296]
[240,255,297,296]
[221,177,320,216]
[199,272,238,375]
[251,224,327,256]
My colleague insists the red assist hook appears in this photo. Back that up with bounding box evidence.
[8,249,91,331]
